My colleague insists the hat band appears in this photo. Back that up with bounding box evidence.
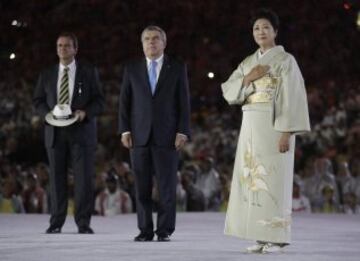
[53,114,74,120]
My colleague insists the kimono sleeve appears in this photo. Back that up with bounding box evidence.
[273,55,311,134]
[221,61,255,105]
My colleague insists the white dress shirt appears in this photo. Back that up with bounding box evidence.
[146,55,164,82]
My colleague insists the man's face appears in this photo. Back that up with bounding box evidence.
[201,160,212,172]
[57,36,77,62]
[107,182,117,193]
[142,30,166,59]
[28,178,36,189]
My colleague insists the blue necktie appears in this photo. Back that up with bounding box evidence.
[149,60,157,95]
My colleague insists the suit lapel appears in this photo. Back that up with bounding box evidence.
[50,65,59,107]
[139,58,153,97]
[154,55,171,96]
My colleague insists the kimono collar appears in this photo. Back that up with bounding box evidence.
[256,45,285,65]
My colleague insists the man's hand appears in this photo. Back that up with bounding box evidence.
[74,110,86,122]
[279,133,291,153]
[243,65,270,87]
[175,133,187,151]
[121,133,133,149]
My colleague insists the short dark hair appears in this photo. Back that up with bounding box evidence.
[250,8,280,31]
[57,32,78,49]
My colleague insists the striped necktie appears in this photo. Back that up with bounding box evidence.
[59,67,70,104]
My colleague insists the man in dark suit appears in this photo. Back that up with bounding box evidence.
[119,25,191,242]
[33,32,104,234]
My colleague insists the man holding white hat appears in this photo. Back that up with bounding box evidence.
[33,32,104,234]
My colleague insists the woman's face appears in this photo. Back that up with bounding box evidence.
[253,18,277,49]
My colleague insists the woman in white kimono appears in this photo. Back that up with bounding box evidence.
[221,9,310,253]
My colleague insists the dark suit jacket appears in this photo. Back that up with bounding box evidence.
[119,55,190,147]
[33,62,105,148]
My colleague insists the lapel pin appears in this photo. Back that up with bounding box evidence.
[78,82,83,95]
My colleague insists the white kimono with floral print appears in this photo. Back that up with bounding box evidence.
[222,46,310,243]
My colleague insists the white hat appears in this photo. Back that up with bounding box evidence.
[45,104,79,127]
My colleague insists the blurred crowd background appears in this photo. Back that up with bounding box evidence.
[1,0,360,216]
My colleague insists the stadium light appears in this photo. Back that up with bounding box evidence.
[11,20,27,27]
[10,53,16,60]
[207,72,215,79]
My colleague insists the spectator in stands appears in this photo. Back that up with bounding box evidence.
[112,161,136,210]
[176,172,187,211]
[34,163,51,211]
[195,157,221,211]
[349,159,360,203]
[303,157,339,211]
[318,184,340,213]
[22,173,47,213]
[95,171,132,216]
[0,175,24,213]
[292,179,311,213]
[219,173,230,212]
[342,192,360,215]
[181,170,205,212]
[336,161,354,201]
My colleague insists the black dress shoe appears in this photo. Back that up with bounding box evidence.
[46,226,61,234]
[134,233,154,242]
[78,226,94,234]
[157,235,170,242]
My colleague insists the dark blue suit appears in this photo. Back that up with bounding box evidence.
[33,62,104,229]
[119,55,190,236]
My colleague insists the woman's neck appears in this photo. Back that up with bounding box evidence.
[259,44,276,54]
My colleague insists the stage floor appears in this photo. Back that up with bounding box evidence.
[0,212,359,261]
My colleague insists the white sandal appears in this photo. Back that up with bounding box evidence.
[261,243,285,253]
[246,242,265,253]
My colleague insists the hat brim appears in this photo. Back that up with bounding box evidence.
[45,113,79,127]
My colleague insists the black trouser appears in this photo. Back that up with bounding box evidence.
[131,144,178,236]
[47,128,95,228]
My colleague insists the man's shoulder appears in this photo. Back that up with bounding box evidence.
[164,55,185,68]
[76,61,97,72]
[123,57,144,69]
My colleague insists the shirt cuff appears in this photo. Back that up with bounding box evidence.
[177,133,188,140]
[122,132,131,136]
